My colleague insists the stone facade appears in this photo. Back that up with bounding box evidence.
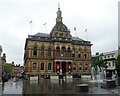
[24,7,92,78]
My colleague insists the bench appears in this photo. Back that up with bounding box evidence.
[76,84,89,92]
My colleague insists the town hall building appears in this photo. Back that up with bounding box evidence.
[24,6,92,79]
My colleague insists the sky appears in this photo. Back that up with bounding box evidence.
[0,0,119,65]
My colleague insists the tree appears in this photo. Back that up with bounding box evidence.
[3,63,13,74]
[92,56,107,74]
[2,63,13,82]
[92,56,99,75]
[115,55,120,77]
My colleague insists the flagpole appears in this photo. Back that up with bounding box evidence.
[43,23,47,34]
[85,29,88,41]
[86,31,88,41]
[31,22,33,34]
[30,21,32,34]
[74,27,76,37]
[46,23,47,34]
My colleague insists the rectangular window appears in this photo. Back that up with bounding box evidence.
[41,63,44,70]
[48,48,52,57]
[72,54,75,57]
[56,50,60,57]
[84,54,87,58]
[33,63,37,70]
[41,47,44,57]
[78,54,81,58]
[112,61,115,66]
[33,47,37,56]
[109,63,111,66]
[56,47,60,57]
[48,63,52,70]
[85,64,88,71]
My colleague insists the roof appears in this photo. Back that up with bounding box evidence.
[33,33,50,38]
[72,37,85,41]
[101,50,118,56]
[51,22,69,32]
[29,33,86,42]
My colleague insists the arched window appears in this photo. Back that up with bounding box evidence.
[48,48,52,57]
[41,47,44,57]
[41,63,44,70]
[33,47,37,56]
[48,63,52,70]
[61,46,66,57]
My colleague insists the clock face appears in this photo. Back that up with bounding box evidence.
[59,19,61,21]
[57,18,61,22]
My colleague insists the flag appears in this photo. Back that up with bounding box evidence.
[43,23,46,25]
[85,29,87,32]
[74,27,76,31]
[30,20,32,23]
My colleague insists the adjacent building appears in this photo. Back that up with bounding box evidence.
[1,54,6,65]
[24,7,92,79]
[93,50,118,78]
[118,1,120,51]
[12,64,24,77]
[0,46,2,83]
[101,50,118,77]
[1,53,6,79]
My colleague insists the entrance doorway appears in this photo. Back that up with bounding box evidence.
[62,62,66,74]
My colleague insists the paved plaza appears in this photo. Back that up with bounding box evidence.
[0,78,120,96]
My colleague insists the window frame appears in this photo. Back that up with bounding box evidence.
[33,63,37,70]
[41,63,44,70]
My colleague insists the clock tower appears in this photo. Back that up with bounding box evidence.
[56,4,62,23]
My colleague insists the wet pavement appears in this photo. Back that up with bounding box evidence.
[0,83,2,96]
[1,78,120,96]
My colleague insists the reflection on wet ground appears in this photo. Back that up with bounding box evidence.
[23,79,83,94]
[3,79,23,94]
[1,78,120,96]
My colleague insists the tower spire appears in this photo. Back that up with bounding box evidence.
[56,3,62,23]
[58,2,60,9]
